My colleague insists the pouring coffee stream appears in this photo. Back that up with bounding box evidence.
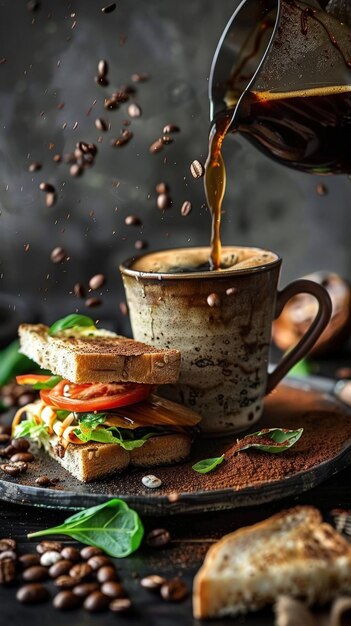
[205,0,351,269]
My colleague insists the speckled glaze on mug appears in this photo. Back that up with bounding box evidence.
[120,247,331,435]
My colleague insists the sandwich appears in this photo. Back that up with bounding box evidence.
[193,506,351,619]
[12,314,201,482]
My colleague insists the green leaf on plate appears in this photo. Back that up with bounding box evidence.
[239,427,303,454]
[192,454,225,474]
[48,314,96,336]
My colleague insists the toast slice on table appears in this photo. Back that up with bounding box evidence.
[193,506,351,619]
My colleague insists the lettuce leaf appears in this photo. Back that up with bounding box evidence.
[75,412,155,450]
[14,416,51,450]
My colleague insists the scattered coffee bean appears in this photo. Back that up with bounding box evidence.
[73,582,100,598]
[156,182,169,194]
[35,475,52,487]
[84,590,109,612]
[23,565,49,582]
[125,215,141,226]
[127,103,142,118]
[39,182,55,193]
[69,563,92,581]
[119,301,128,316]
[104,97,118,110]
[27,0,41,11]
[98,59,108,77]
[53,590,81,610]
[11,461,28,474]
[226,287,237,296]
[50,247,67,264]
[160,578,188,602]
[140,574,166,590]
[157,193,171,210]
[37,541,62,554]
[19,554,40,569]
[190,159,204,179]
[49,560,73,578]
[70,163,82,177]
[4,445,16,457]
[0,550,16,561]
[16,583,49,604]
[80,546,102,560]
[316,182,328,196]
[101,3,116,13]
[163,124,180,134]
[0,538,16,552]
[53,154,61,163]
[89,273,106,290]
[55,575,79,589]
[111,129,133,147]
[73,282,85,298]
[131,72,149,82]
[0,425,11,436]
[87,555,111,570]
[11,437,30,451]
[40,551,62,567]
[95,118,108,132]
[142,475,162,489]
[1,463,21,476]
[18,392,36,406]
[95,75,109,86]
[0,558,15,584]
[85,297,102,308]
[97,566,117,584]
[162,135,174,145]
[10,452,34,463]
[181,200,192,217]
[0,434,10,444]
[112,90,129,103]
[146,528,171,548]
[149,139,164,154]
[135,239,147,250]
[61,546,81,562]
[109,597,132,612]
[101,581,125,599]
[28,162,42,172]
[46,192,56,207]
[207,292,221,307]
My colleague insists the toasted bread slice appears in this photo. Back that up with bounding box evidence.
[49,433,191,482]
[193,506,351,618]
[18,323,180,384]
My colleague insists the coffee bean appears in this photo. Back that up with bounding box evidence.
[0,538,16,552]
[157,193,171,210]
[50,247,66,264]
[70,163,82,177]
[35,475,51,487]
[85,297,102,308]
[97,566,117,584]
[40,551,62,567]
[49,560,73,578]
[69,563,92,581]
[28,162,42,172]
[104,98,118,110]
[10,452,34,463]
[149,139,164,154]
[95,118,108,132]
[146,528,171,548]
[316,182,328,196]
[101,2,116,13]
[125,215,141,226]
[163,124,180,134]
[0,558,15,584]
[1,395,16,409]
[11,437,30,451]
[55,575,79,589]
[181,201,192,217]
[37,541,62,554]
[0,550,16,561]
[87,555,111,570]
[17,583,49,604]
[111,129,133,147]
[4,445,16,457]
[162,135,174,145]
[1,463,21,476]
[53,590,81,610]
[89,273,106,290]
[73,282,85,298]
[207,292,221,307]
[60,547,80,562]
[84,590,109,612]
[131,72,149,82]
[53,154,61,163]
[160,578,188,602]
[23,566,49,582]
[19,554,40,569]
[127,103,142,118]
[226,287,237,296]
[98,59,108,77]
[119,301,128,316]
[135,239,147,250]
[0,425,11,436]
[109,597,132,612]
[0,434,10,444]
[156,182,169,194]
[101,581,125,599]
[112,91,129,103]
[190,159,205,179]
[95,74,109,86]
[80,546,102,560]
[11,461,28,473]
[39,182,55,193]
[140,574,166,590]
[27,0,40,11]
[46,192,56,208]
[73,582,100,598]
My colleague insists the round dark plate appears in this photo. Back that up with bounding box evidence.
[0,382,350,514]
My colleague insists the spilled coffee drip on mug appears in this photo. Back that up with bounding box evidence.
[205,0,351,270]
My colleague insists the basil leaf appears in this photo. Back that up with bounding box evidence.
[75,424,154,450]
[0,340,39,386]
[27,499,144,558]
[78,413,108,429]
[49,314,96,336]
[192,454,225,474]
[239,427,303,454]
[33,375,62,390]
[14,417,50,451]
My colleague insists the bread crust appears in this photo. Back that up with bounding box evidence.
[49,433,191,482]
[18,323,180,384]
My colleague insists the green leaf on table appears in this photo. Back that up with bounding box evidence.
[192,454,225,474]
[0,340,39,387]
[27,498,144,558]
[48,314,96,336]
[287,359,312,378]
[33,375,62,390]
[238,427,303,454]
[14,416,51,450]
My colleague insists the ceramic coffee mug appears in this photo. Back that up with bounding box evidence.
[120,246,332,435]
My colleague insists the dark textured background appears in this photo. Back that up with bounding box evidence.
[0,0,350,339]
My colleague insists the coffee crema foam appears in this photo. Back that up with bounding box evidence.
[131,247,278,274]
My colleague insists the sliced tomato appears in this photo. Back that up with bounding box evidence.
[40,380,152,412]
[16,374,52,386]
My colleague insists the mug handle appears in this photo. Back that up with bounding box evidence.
[266,279,332,394]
